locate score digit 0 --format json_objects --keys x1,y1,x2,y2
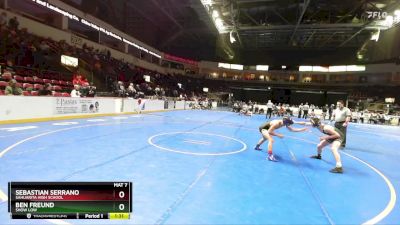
[{"x1": 119, "y1": 191, "x2": 125, "y2": 199}]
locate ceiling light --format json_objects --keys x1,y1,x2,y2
[
  {"x1": 385, "y1": 15, "x2": 394, "y2": 27},
  {"x1": 201, "y1": 0, "x2": 212, "y2": 6},
  {"x1": 229, "y1": 31, "x2": 236, "y2": 43}
]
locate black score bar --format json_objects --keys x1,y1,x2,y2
[{"x1": 11, "y1": 212, "x2": 130, "y2": 220}]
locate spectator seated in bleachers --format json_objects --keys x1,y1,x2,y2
[
  {"x1": 70, "y1": 84, "x2": 81, "y2": 98},
  {"x1": 0, "y1": 12, "x2": 7, "y2": 28},
  {"x1": 72, "y1": 73, "x2": 89, "y2": 87},
  {"x1": 5, "y1": 79, "x2": 22, "y2": 95},
  {"x1": 8, "y1": 16, "x2": 19, "y2": 30},
  {"x1": 87, "y1": 84, "x2": 97, "y2": 97},
  {"x1": 38, "y1": 83, "x2": 52, "y2": 96},
  {"x1": 127, "y1": 83, "x2": 136, "y2": 98},
  {"x1": 72, "y1": 73, "x2": 91, "y2": 96},
  {"x1": 115, "y1": 81, "x2": 127, "y2": 97},
  {"x1": 0, "y1": 16, "x2": 217, "y2": 100}
]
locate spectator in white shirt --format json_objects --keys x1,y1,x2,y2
[
  {"x1": 266, "y1": 100, "x2": 273, "y2": 119},
  {"x1": 71, "y1": 85, "x2": 81, "y2": 98},
  {"x1": 298, "y1": 103, "x2": 303, "y2": 118},
  {"x1": 303, "y1": 102, "x2": 310, "y2": 119}
]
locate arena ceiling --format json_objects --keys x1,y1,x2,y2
[{"x1": 61, "y1": 0, "x2": 400, "y2": 64}]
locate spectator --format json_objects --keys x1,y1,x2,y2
[
  {"x1": 87, "y1": 85, "x2": 97, "y2": 97},
  {"x1": 8, "y1": 16, "x2": 19, "y2": 30},
  {"x1": 0, "y1": 12, "x2": 7, "y2": 27},
  {"x1": 127, "y1": 83, "x2": 136, "y2": 98},
  {"x1": 70, "y1": 85, "x2": 81, "y2": 97},
  {"x1": 116, "y1": 81, "x2": 126, "y2": 97},
  {"x1": 5, "y1": 79, "x2": 22, "y2": 95},
  {"x1": 321, "y1": 104, "x2": 328, "y2": 120},
  {"x1": 38, "y1": 83, "x2": 52, "y2": 96},
  {"x1": 38, "y1": 40, "x2": 50, "y2": 52},
  {"x1": 3, "y1": 59, "x2": 15, "y2": 74},
  {"x1": 298, "y1": 103, "x2": 303, "y2": 118},
  {"x1": 72, "y1": 73, "x2": 89, "y2": 87},
  {"x1": 303, "y1": 102, "x2": 310, "y2": 119},
  {"x1": 266, "y1": 100, "x2": 273, "y2": 119},
  {"x1": 328, "y1": 104, "x2": 334, "y2": 120}
]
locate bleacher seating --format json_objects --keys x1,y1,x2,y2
[
  {"x1": 33, "y1": 84, "x2": 43, "y2": 90},
  {"x1": 0, "y1": 81, "x2": 8, "y2": 89},
  {"x1": 14, "y1": 75, "x2": 24, "y2": 83},
  {"x1": 1, "y1": 73, "x2": 12, "y2": 81},
  {"x1": 23, "y1": 83, "x2": 33, "y2": 90},
  {"x1": 52, "y1": 92, "x2": 62, "y2": 97},
  {"x1": 33, "y1": 77, "x2": 44, "y2": 84},
  {"x1": 51, "y1": 80, "x2": 60, "y2": 85},
  {"x1": 0, "y1": 21, "x2": 207, "y2": 99},
  {"x1": 52, "y1": 86, "x2": 62, "y2": 91},
  {"x1": 42, "y1": 79, "x2": 51, "y2": 84},
  {"x1": 24, "y1": 76, "x2": 34, "y2": 83}
]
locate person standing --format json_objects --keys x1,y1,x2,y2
[
  {"x1": 332, "y1": 100, "x2": 351, "y2": 148},
  {"x1": 303, "y1": 102, "x2": 310, "y2": 119},
  {"x1": 266, "y1": 100, "x2": 273, "y2": 119},
  {"x1": 328, "y1": 104, "x2": 334, "y2": 120},
  {"x1": 298, "y1": 103, "x2": 303, "y2": 118},
  {"x1": 321, "y1": 104, "x2": 328, "y2": 120}
]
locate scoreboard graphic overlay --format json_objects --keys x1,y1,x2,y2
[{"x1": 8, "y1": 182, "x2": 132, "y2": 220}]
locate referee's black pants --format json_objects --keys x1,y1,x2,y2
[
  {"x1": 266, "y1": 108, "x2": 272, "y2": 119},
  {"x1": 334, "y1": 122, "x2": 347, "y2": 147},
  {"x1": 303, "y1": 110, "x2": 308, "y2": 119}
]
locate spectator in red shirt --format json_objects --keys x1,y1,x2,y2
[{"x1": 72, "y1": 73, "x2": 89, "y2": 87}]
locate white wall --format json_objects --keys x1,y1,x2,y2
[
  {"x1": 0, "y1": 96, "x2": 54, "y2": 120},
  {"x1": 0, "y1": 96, "x2": 187, "y2": 122},
  {"x1": 142, "y1": 100, "x2": 165, "y2": 111},
  {"x1": 176, "y1": 101, "x2": 185, "y2": 109}
]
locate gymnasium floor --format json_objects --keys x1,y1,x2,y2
[{"x1": 0, "y1": 110, "x2": 399, "y2": 225}]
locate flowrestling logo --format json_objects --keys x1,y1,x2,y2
[
  {"x1": 366, "y1": 10, "x2": 400, "y2": 28},
  {"x1": 366, "y1": 11, "x2": 388, "y2": 19}
]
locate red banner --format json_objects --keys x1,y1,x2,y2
[{"x1": 164, "y1": 54, "x2": 198, "y2": 66}]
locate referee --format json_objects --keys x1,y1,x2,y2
[
  {"x1": 332, "y1": 100, "x2": 351, "y2": 148},
  {"x1": 266, "y1": 100, "x2": 273, "y2": 119}
]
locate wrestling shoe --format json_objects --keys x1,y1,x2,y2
[
  {"x1": 329, "y1": 167, "x2": 343, "y2": 173},
  {"x1": 267, "y1": 154, "x2": 278, "y2": 162},
  {"x1": 310, "y1": 155, "x2": 322, "y2": 160}
]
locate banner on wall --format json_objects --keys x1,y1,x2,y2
[
  {"x1": 54, "y1": 98, "x2": 100, "y2": 114},
  {"x1": 164, "y1": 100, "x2": 176, "y2": 110},
  {"x1": 71, "y1": 34, "x2": 83, "y2": 46},
  {"x1": 168, "y1": 100, "x2": 175, "y2": 109}
]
